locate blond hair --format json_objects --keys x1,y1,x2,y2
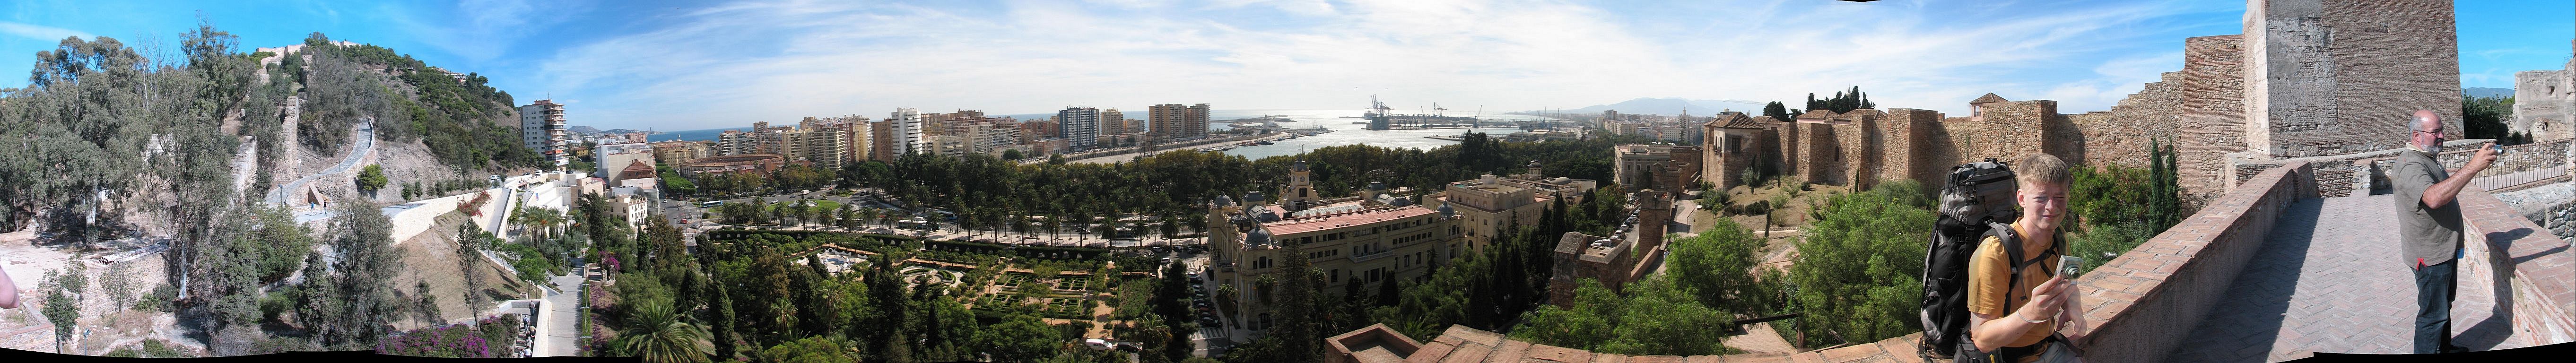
[{"x1": 2017, "y1": 153, "x2": 2071, "y2": 188}]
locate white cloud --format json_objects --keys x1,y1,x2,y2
[
  {"x1": 530, "y1": 0, "x2": 2230, "y2": 130},
  {"x1": 387, "y1": 0, "x2": 560, "y2": 62},
  {"x1": 0, "y1": 21, "x2": 93, "y2": 41}
]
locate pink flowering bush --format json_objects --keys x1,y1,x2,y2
[{"x1": 377, "y1": 315, "x2": 524, "y2": 358}]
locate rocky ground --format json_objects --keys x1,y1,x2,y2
[{"x1": 0, "y1": 226, "x2": 194, "y2": 355}]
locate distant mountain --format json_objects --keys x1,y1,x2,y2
[
  {"x1": 599, "y1": 129, "x2": 659, "y2": 135},
  {"x1": 568, "y1": 125, "x2": 601, "y2": 134},
  {"x1": 1532, "y1": 97, "x2": 1774, "y2": 116},
  {"x1": 2464, "y1": 87, "x2": 2513, "y2": 99}
]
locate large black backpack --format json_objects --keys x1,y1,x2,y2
[{"x1": 1918, "y1": 159, "x2": 2021, "y2": 359}]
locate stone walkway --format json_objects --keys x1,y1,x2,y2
[{"x1": 2166, "y1": 194, "x2": 2519, "y2": 362}]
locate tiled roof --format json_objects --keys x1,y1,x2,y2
[
  {"x1": 1261, "y1": 205, "x2": 1436, "y2": 236},
  {"x1": 1376, "y1": 325, "x2": 1925, "y2": 363},
  {"x1": 1969, "y1": 93, "x2": 2009, "y2": 104}
]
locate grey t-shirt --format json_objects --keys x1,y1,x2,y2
[{"x1": 2391, "y1": 149, "x2": 2463, "y2": 266}]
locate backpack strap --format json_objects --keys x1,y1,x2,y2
[{"x1": 1985, "y1": 222, "x2": 2063, "y2": 321}]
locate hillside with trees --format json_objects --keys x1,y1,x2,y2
[{"x1": 0, "y1": 23, "x2": 552, "y2": 355}]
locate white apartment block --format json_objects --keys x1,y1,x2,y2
[{"x1": 892, "y1": 108, "x2": 926, "y2": 156}]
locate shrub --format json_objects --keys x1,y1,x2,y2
[{"x1": 1784, "y1": 180, "x2": 1932, "y2": 347}]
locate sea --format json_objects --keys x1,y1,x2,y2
[
  {"x1": 645, "y1": 127, "x2": 754, "y2": 143},
  {"x1": 644, "y1": 109, "x2": 1560, "y2": 160}
]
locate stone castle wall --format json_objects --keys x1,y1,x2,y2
[
  {"x1": 1801, "y1": 120, "x2": 1839, "y2": 184},
  {"x1": 1836, "y1": 111, "x2": 1880, "y2": 189},
  {"x1": 1881, "y1": 109, "x2": 1941, "y2": 184},
  {"x1": 2245, "y1": 0, "x2": 2463, "y2": 158},
  {"x1": 2512, "y1": 40, "x2": 2575, "y2": 142},
  {"x1": 2069, "y1": 68, "x2": 2185, "y2": 171},
  {"x1": 2179, "y1": 35, "x2": 2253, "y2": 200}
]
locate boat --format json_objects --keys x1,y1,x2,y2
[{"x1": 1257, "y1": 140, "x2": 1275, "y2": 145}]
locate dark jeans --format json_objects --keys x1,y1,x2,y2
[{"x1": 2413, "y1": 259, "x2": 2456, "y2": 354}]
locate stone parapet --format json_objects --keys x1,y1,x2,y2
[
  {"x1": 2064, "y1": 161, "x2": 2314, "y2": 363},
  {"x1": 2457, "y1": 190, "x2": 2576, "y2": 346}
]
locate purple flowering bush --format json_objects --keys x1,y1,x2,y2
[{"x1": 377, "y1": 315, "x2": 526, "y2": 358}]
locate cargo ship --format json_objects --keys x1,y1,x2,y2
[{"x1": 1362, "y1": 95, "x2": 1480, "y2": 130}]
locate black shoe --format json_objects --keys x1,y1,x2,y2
[{"x1": 2442, "y1": 344, "x2": 2472, "y2": 354}]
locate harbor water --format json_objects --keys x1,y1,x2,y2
[
  {"x1": 644, "y1": 109, "x2": 1560, "y2": 161},
  {"x1": 1196, "y1": 109, "x2": 1547, "y2": 160}
]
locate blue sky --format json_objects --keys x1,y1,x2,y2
[{"x1": 3, "y1": 0, "x2": 2568, "y2": 131}]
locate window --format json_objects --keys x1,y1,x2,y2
[{"x1": 1332, "y1": 269, "x2": 1340, "y2": 283}]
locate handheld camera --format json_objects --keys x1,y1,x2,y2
[{"x1": 2058, "y1": 255, "x2": 2084, "y2": 278}]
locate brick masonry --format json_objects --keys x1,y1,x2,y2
[
  {"x1": 1331, "y1": 160, "x2": 2575, "y2": 362},
  {"x1": 2244, "y1": 0, "x2": 2463, "y2": 158},
  {"x1": 1702, "y1": 1, "x2": 2481, "y2": 206},
  {"x1": 2457, "y1": 190, "x2": 2576, "y2": 346},
  {"x1": 2510, "y1": 40, "x2": 2575, "y2": 142},
  {"x1": 2178, "y1": 35, "x2": 2252, "y2": 202},
  {"x1": 2059, "y1": 161, "x2": 2315, "y2": 363}
]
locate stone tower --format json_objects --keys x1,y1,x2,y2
[
  {"x1": 1283, "y1": 159, "x2": 1321, "y2": 211},
  {"x1": 2242, "y1": 0, "x2": 2462, "y2": 158}
]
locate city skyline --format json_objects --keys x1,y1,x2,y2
[{"x1": 2, "y1": 0, "x2": 2568, "y2": 132}]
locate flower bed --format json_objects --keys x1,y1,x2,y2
[
  {"x1": 1039, "y1": 298, "x2": 1088, "y2": 320},
  {"x1": 378, "y1": 315, "x2": 523, "y2": 358}
]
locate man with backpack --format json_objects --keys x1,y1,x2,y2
[{"x1": 1961, "y1": 154, "x2": 2086, "y2": 363}]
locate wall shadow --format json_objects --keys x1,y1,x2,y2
[{"x1": 2163, "y1": 197, "x2": 2321, "y2": 362}]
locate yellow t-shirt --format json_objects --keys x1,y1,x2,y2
[{"x1": 1966, "y1": 234, "x2": 2061, "y2": 349}]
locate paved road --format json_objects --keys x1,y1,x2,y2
[
  {"x1": 266, "y1": 117, "x2": 375, "y2": 207},
  {"x1": 2167, "y1": 195, "x2": 2523, "y2": 362}
]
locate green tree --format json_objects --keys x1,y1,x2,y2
[
  {"x1": 1785, "y1": 179, "x2": 1932, "y2": 347},
  {"x1": 981, "y1": 312, "x2": 1065, "y2": 362},
  {"x1": 357, "y1": 164, "x2": 388, "y2": 191},
  {"x1": 41, "y1": 265, "x2": 86, "y2": 353},
  {"x1": 758, "y1": 336, "x2": 858, "y2": 363},
  {"x1": 2463, "y1": 95, "x2": 2518, "y2": 144},
  {"x1": 618, "y1": 301, "x2": 714, "y2": 363},
  {"x1": 1669, "y1": 219, "x2": 1775, "y2": 315},
  {"x1": 314, "y1": 199, "x2": 405, "y2": 349},
  {"x1": 1508, "y1": 277, "x2": 1739, "y2": 356}
]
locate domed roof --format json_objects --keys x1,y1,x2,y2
[
  {"x1": 1437, "y1": 203, "x2": 1455, "y2": 217},
  {"x1": 1212, "y1": 194, "x2": 1234, "y2": 206},
  {"x1": 1244, "y1": 190, "x2": 1267, "y2": 203},
  {"x1": 1290, "y1": 159, "x2": 1309, "y2": 172},
  {"x1": 1246, "y1": 227, "x2": 1273, "y2": 246}
]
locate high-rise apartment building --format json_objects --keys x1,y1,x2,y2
[
  {"x1": 1150, "y1": 103, "x2": 1211, "y2": 139},
  {"x1": 519, "y1": 100, "x2": 569, "y2": 169},
  {"x1": 1101, "y1": 109, "x2": 1130, "y2": 134},
  {"x1": 716, "y1": 130, "x2": 758, "y2": 156},
  {"x1": 779, "y1": 127, "x2": 847, "y2": 171},
  {"x1": 835, "y1": 116, "x2": 873, "y2": 164},
  {"x1": 869, "y1": 120, "x2": 895, "y2": 162},
  {"x1": 1056, "y1": 107, "x2": 1101, "y2": 152},
  {"x1": 892, "y1": 108, "x2": 925, "y2": 156}
]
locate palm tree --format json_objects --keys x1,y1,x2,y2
[
  {"x1": 617, "y1": 302, "x2": 713, "y2": 363},
  {"x1": 524, "y1": 208, "x2": 564, "y2": 241}
]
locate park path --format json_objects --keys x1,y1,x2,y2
[
  {"x1": 265, "y1": 116, "x2": 374, "y2": 207},
  {"x1": 533, "y1": 271, "x2": 585, "y2": 357},
  {"x1": 2165, "y1": 194, "x2": 2528, "y2": 362}
]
